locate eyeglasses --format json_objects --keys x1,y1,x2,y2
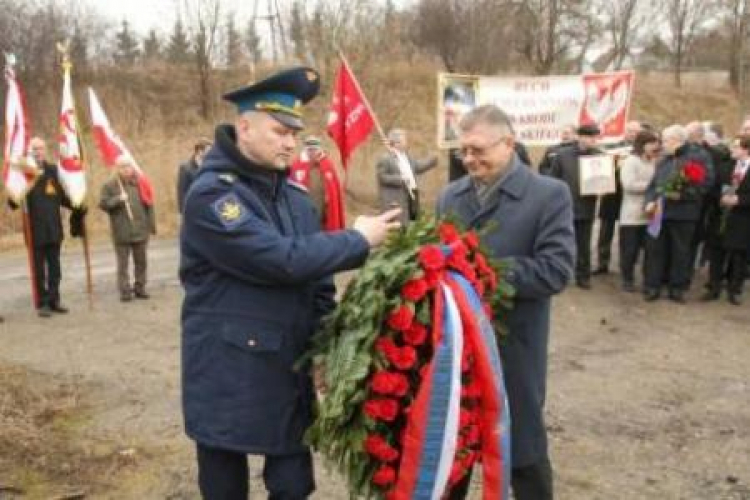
[{"x1": 457, "y1": 137, "x2": 506, "y2": 159}]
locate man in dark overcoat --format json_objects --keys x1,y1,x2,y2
[
  {"x1": 547, "y1": 123, "x2": 602, "y2": 288},
  {"x1": 436, "y1": 104, "x2": 575, "y2": 500},
  {"x1": 9, "y1": 137, "x2": 85, "y2": 317},
  {"x1": 179, "y1": 67, "x2": 400, "y2": 499}
]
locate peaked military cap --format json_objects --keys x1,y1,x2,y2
[{"x1": 223, "y1": 66, "x2": 320, "y2": 130}]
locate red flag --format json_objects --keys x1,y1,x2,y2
[
  {"x1": 326, "y1": 61, "x2": 375, "y2": 169},
  {"x1": 88, "y1": 87, "x2": 154, "y2": 205}
]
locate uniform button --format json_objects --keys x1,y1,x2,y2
[{"x1": 247, "y1": 339, "x2": 256, "y2": 347}]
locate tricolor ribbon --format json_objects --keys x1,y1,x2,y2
[{"x1": 393, "y1": 268, "x2": 511, "y2": 500}]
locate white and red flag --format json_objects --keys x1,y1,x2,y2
[
  {"x1": 57, "y1": 60, "x2": 86, "y2": 206},
  {"x1": 2, "y1": 54, "x2": 35, "y2": 203},
  {"x1": 326, "y1": 59, "x2": 375, "y2": 169},
  {"x1": 88, "y1": 87, "x2": 154, "y2": 205}
]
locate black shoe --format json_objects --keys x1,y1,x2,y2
[
  {"x1": 644, "y1": 289, "x2": 660, "y2": 302},
  {"x1": 134, "y1": 290, "x2": 150, "y2": 300},
  {"x1": 50, "y1": 304, "x2": 68, "y2": 314},
  {"x1": 622, "y1": 281, "x2": 636, "y2": 293},
  {"x1": 592, "y1": 267, "x2": 609, "y2": 276},
  {"x1": 668, "y1": 291, "x2": 686, "y2": 304},
  {"x1": 121, "y1": 293, "x2": 133, "y2": 302},
  {"x1": 576, "y1": 280, "x2": 592, "y2": 290},
  {"x1": 701, "y1": 290, "x2": 720, "y2": 301},
  {"x1": 37, "y1": 306, "x2": 52, "y2": 318},
  {"x1": 728, "y1": 294, "x2": 742, "y2": 306}
]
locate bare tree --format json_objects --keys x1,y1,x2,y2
[
  {"x1": 180, "y1": 0, "x2": 222, "y2": 119},
  {"x1": 663, "y1": 0, "x2": 716, "y2": 87},
  {"x1": 725, "y1": 0, "x2": 750, "y2": 93},
  {"x1": 515, "y1": 0, "x2": 595, "y2": 75},
  {"x1": 599, "y1": 0, "x2": 641, "y2": 69}
]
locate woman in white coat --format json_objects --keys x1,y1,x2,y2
[{"x1": 619, "y1": 130, "x2": 661, "y2": 291}]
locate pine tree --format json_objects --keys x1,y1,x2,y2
[
  {"x1": 225, "y1": 14, "x2": 243, "y2": 67},
  {"x1": 166, "y1": 19, "x2": 192, "y2": 65},
  {"x1": 114, "y1": 20, "x2": 140, "y2": 66},
  {"x1": 245, "y1": 20, "x2": 262, "y2": 67},
  {"x1": 143, "y1": 28, "x2": 161, "y2": 61}
]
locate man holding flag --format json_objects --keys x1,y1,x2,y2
[
  {"x1": 8, "y1": 137, "x2": 85, "y2": 317},
  {"x1": 377, "y1": 128, "x2": 437, "y2": 226}
]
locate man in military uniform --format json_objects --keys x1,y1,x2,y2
[
  {"x1": 548, "y1": 124, "x2": 603, "y2": 289},
  {"x1": 9, "y1": 137, "x2": 85, "y2": 317},
  {"x1": 180, "y1": 67, "x2": 400, "y2": 499}
]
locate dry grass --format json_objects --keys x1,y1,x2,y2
[
  {"x1": 0, "y1": 63, "x2": 745, "y2": 248},
  {"x1": 0, "y1": 363, "x2": 137, "y2": 498}
]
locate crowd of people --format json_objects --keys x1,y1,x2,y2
[
  {"x1": 3, "y1": 64, "x2": 748, "y2": 500},
  {"x1": 539, "y1": 118, "x2": 750, "y2": 305}
]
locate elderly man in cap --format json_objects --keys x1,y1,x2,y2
[
  {"x1": 180, "y1": 67, "x2": 401, "y2": 499},
  {"x1": 548, "y1": 123, "x2": 604, "y2": 288},
  {"x1": 99, "y1": 155, "x2": 156, "y2": 301},
  {"x1": 289, "y1": 135, "x2": 345, "y2": 231}
]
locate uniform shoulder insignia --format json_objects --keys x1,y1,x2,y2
[
  {"x1": 218, "y1": 173, "x2": 236, "y2": 185},
  {"x1": 287, "y1": 179, "x2": 308, "y2": 192},
  {"x1": 212, "y1": 192, "x2": 249, "y2": 229}
]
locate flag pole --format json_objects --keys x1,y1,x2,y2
[
  {"x1": 20, "y1": 199, "x2": 40, "y2": 309},
  {"x1": 58, "y1": 40, "x2": 94, "y2": 309},
  {"x1": 337, "y1": 50, "x2": 387, "y2": 143},
  {"x1": 336, "y1": 50, "x2": 415, "y2": 200}
]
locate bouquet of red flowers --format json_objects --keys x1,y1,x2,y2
[
  {"x1": 658, "y1": 159, "x2": 707, "y2": 199},
  {"x1": 303, "y1": 217, "x2": 514, "y2": 499}
]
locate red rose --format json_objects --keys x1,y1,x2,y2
[
  {"x1": 459, "y1": 408, "x2": 473, "y2": 427},
  {"x1": 364, "y1": 398, "x2": 399, "y2": 422},
  {"x1": 387, "y1": 305, "x2": 414, "y2": 332},
  {"x1": 376, "y1": 337, "x2": 398, "y2": 357},
  {"x1": 402, "y1": 322, "x2": 428, "y2": 346},
  {"x1": 371, "y1": 370, "x2": 409, "y2": 396},
  {"x1": 418, "y1": 245, "x2": 446, "y2": 271},
  {"x1": 372, "y1": 465, "x2": 397, "y2": 486},
  {"x1": 474, "y1": 253, "x2": 491, "y2": 275},
  {"x1": 388, "y1": 345, "x2": 418, "y2": 370},
  {"x1": 439, "y1": 222, "x2": 461, "y2": 243},
  {"x1": 401, "y1": 278, "x2": 429, "y2": 302},
  {"x1": 683, "y1": 161, "x2": 706, "y2": 185},
  {"x1": 364, "y1": 434, "x2": 399, "y2": 462},
  {"x1": 424, "y1": 270, "x2": 442, "y2": 289},
  {"x1": 463, "y1": 231, "x2": 480, "y2": 250}
]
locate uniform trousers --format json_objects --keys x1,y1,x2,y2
[
  {"x1": 196, "y1": 443, "x2": 314, "y2": 500},
  {"x1": 447, "y1": 457, "x2": 554, "y2": 500}
]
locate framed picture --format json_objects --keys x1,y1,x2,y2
[
  {"x1": 437, "y1": 73, "x2": 479, "y2": 149},
  {"x1": 579, "y1": 155, "x2": 616, "y2": 196}
]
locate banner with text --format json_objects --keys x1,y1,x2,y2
[{"x1": 437, "y1": 71, "x2": 634, "y2": 148}]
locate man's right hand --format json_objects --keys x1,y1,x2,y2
[
  {"x1": 119, "y1": 193, "x2": 129, "y2": 203},
  {"x1": 353, "y1": 207, "x2": 402, "y2": 247}
]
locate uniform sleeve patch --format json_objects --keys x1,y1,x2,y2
[{"x1": 212, "y1": 193, "x2": 249, "y2": 229}]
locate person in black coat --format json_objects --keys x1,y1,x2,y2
[
  {"x1": 643, "y1": 125, "x2": 714, "y2": 302},
  {"x1": 8, "y1": 137, "x2": 84, "y2": 317},
  {"x1": 180, "y1": 67, "x2": 401, "y2": 500},
  {"x1": 176, "y1": 137, "x2": 211, "y2": 213},
  {"x1": 548, "y1": 123, "x2": 603, "y2": 288},
  {"x1": 538, "y1": 124, "x2": 577, "y2": 176},
  {"x1": 702, "y1": 135, "x2": 750, "y2": 304}
]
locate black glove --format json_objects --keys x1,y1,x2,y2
[{"x1": 70, "y1": 207, "x2": 88, "y2": 238}]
